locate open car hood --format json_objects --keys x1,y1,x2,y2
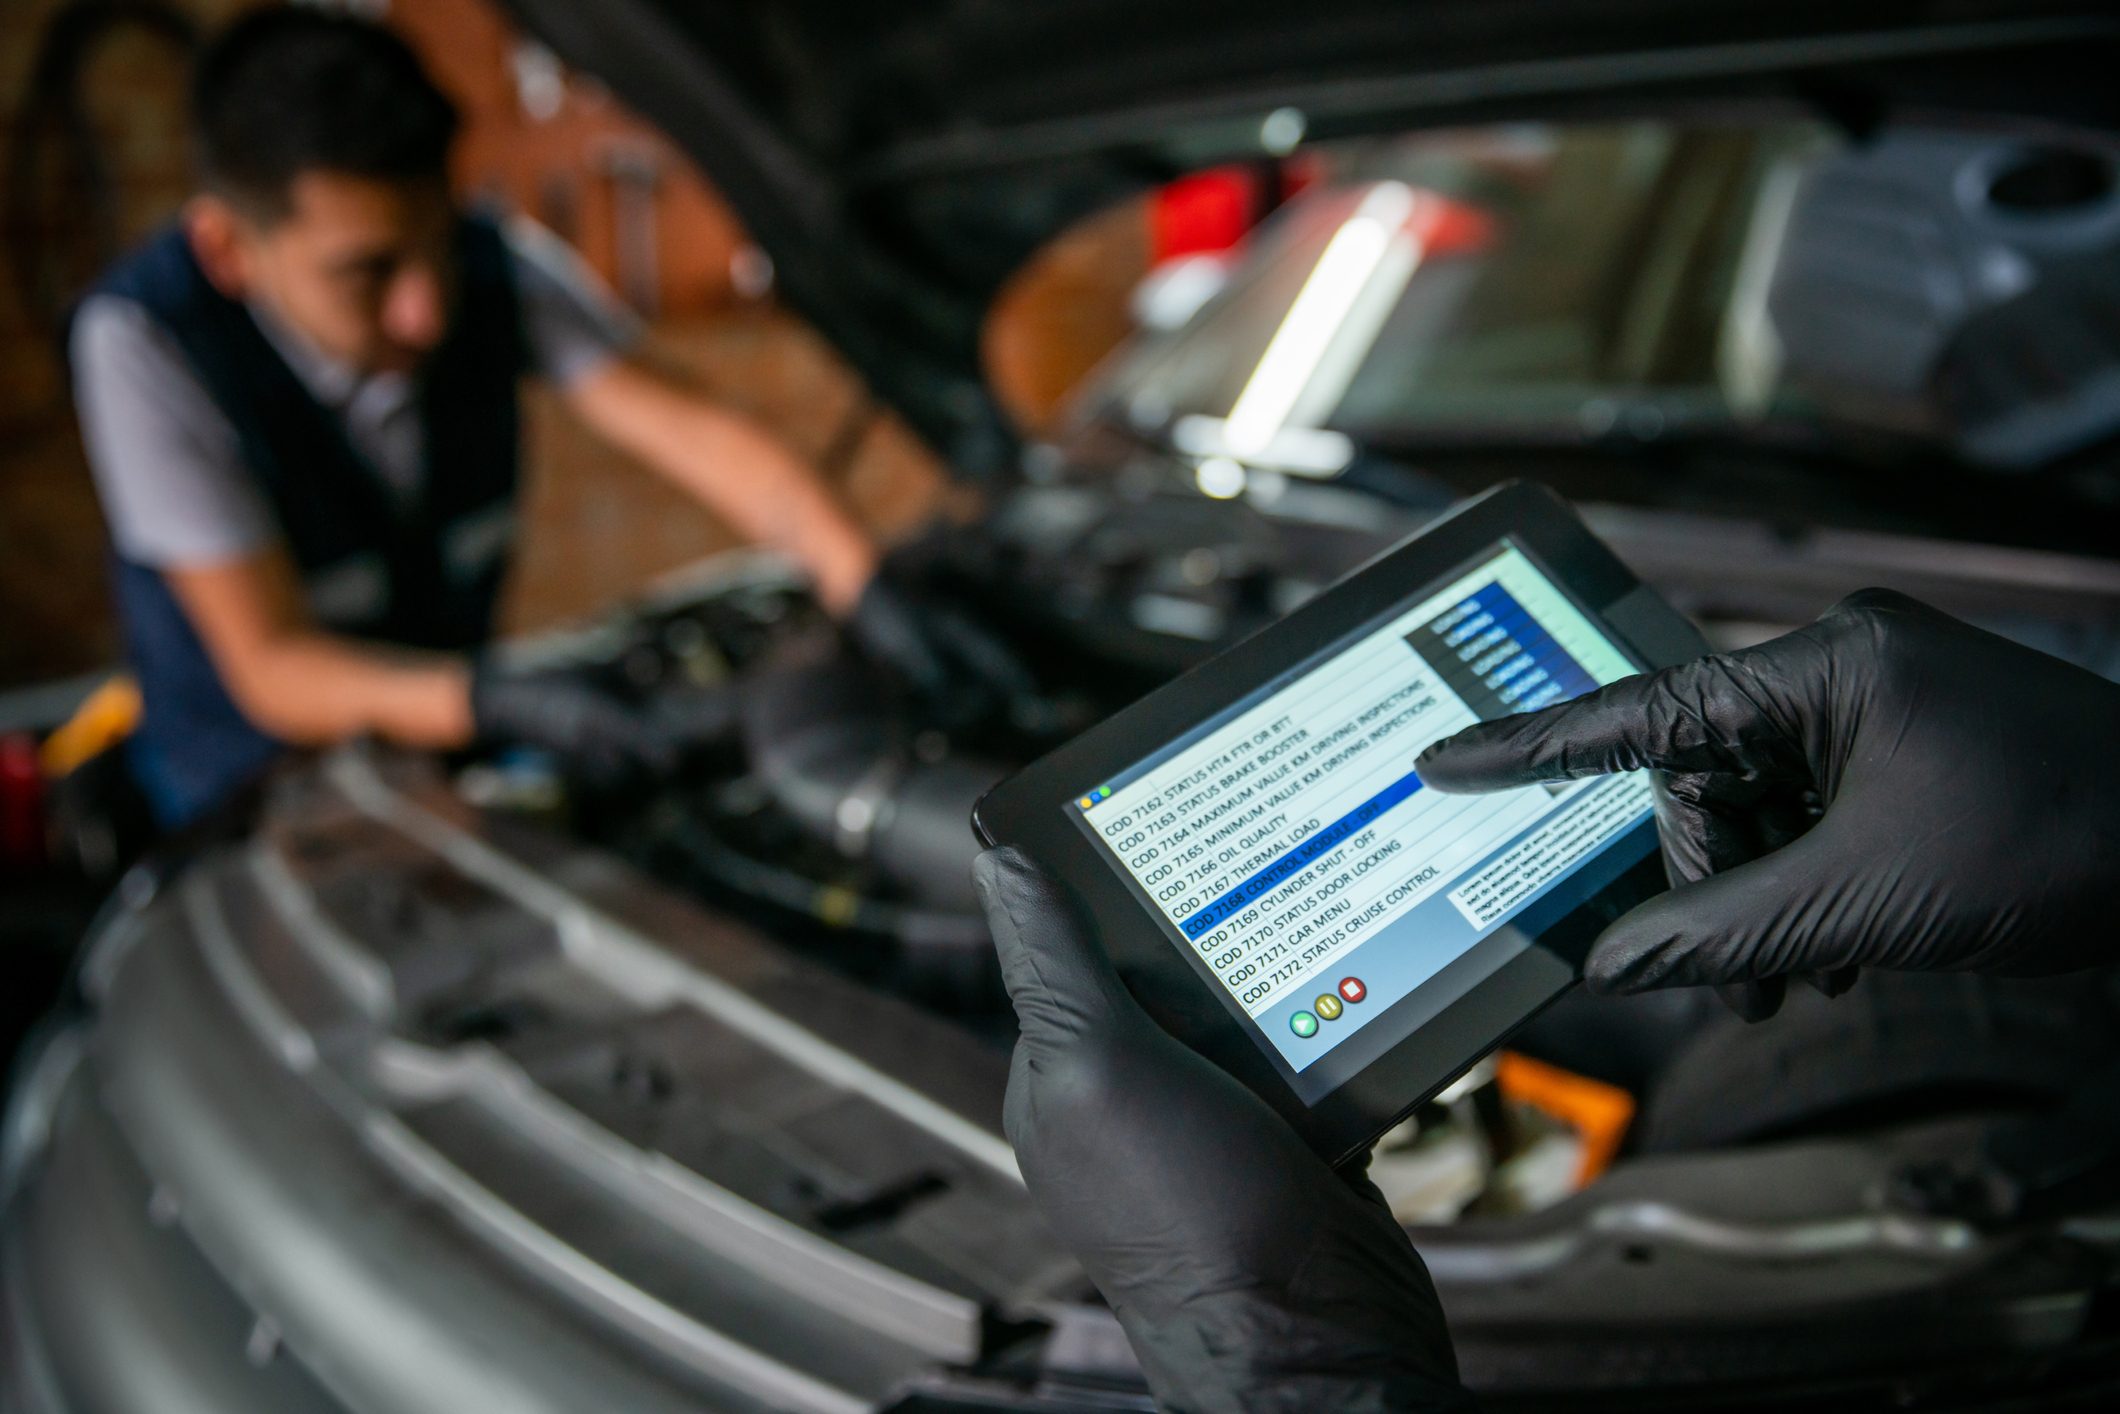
[{"x1": 499, "y1": 0, "x2": 2120, "y2": 476}]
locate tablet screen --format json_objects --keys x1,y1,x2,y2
[{"x1": 1068, "y1": 540, "x2": 1654, "y2": 1100}]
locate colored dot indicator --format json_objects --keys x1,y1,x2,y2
[
  {"x1": 1314, "y1": 993, "x2": 1344, "y2": 1021},
  {"x1": 1338, "y1": 977, "x2": 1367, "y2": 1004},
  {"x1": 1289, "y1": 1011, "x2": 1319, "y2": 1038}
]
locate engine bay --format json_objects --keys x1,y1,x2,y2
[
  {"x1": 11, "y1": 479, "x2": 2120, "y2": 1411},
  {"x1": 457, "y1": 482, "x2": 2120, "y2": 1400}
]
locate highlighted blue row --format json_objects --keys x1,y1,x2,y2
[{"x1": 1179, "y1": 768, "x2": 1425, "y2": 941}]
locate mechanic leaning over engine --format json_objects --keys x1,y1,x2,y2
[
  {"x1": 974, "y1": 589, "x2": 2120, "y2": 1412},
  {"x1": 74, "y1": 9, "x2": 1005, "y2": 831}
]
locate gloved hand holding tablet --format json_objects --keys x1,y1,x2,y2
[{"x1": 973, "y1": 481, "x2": 1706, "y2": 1163}]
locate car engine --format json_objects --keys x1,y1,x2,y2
[{"x1": 8, "y1": 477, "x2": 2120, "y2": 1412}]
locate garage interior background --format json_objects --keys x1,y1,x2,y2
[
  {"x1": 0, "y1": 0, "x2": 1148, "y2": 692},
  {"x1": 8, "y1": 3, "x2": 2120, "y2": 1405}
]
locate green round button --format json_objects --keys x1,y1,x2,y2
[{"x1": 1290, "y1": 1011, "x2": 1319, "y2": 1038}]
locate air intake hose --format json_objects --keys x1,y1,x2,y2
[{"x1": 738, "y1": 640, "x2": 1004, "y2": 915}]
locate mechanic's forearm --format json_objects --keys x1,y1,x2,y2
[
  {"x1": 218, "y1": 632, "x2": 473, "y2": 748},
  {"x1": 585, "y1": 372, "x2": 878, "y2": 611},
  {"x1": 653, "y1": 408, "x2": 877, "y2": 611}
]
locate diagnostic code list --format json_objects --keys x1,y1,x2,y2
[{"x1": 1078, "y1": 546, "x2": 1646, "y2": 1023}]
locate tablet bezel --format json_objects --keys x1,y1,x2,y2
[{"x1": 972, "y1": 481, "x2": 1706, "y2": 1166}]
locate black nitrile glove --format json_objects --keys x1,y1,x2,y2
[
  {"x1": 848, "y1": 572, "x2": 1037, "y2": 730},
  {"x1": 974, "y1": 847, "x2": 1468, "y2": 1413},
  {"x1": 469, "y1": 657, "x2": 678, "y2": 788},
  {"x1": 1415, "y1": 589, "x2": 2120, "y2": 1021}
]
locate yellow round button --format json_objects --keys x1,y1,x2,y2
[{"x1": 1314, "y1": 993, "x2": 1345, "y2": 1021}]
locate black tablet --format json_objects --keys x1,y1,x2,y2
[{"x1": 972, "y1": 482, "x2": 1706, "y2": 1165}]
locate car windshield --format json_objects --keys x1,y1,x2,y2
[{"x1": 1080, "y1": 121, "x2": 2120, "y2": 473}]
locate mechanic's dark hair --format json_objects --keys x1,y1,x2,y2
[{"x1": 190, "y1": 9, "x2": 457, "y2": 220}]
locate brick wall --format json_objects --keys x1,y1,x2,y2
[
  {"x1": 0, "y1": 0, "x2": 257, "y2": 420},
  {"x1": 0, "y1": 0, "x2": 255, "y2": 688}
]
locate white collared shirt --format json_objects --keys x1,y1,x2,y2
[{"x1": 73, "y1": 213, "x2": 640, "y2": 568}]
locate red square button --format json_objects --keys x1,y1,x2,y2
[{"x1": 1338, "y1": 977, "x2": 1366, "y2": 1004}]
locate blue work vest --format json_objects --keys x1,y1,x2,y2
[{"x1": 84, "y1": 218, "x2": 528, "y2": 827}]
